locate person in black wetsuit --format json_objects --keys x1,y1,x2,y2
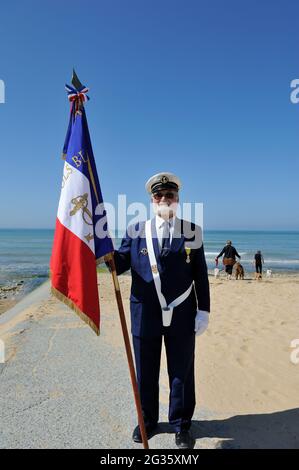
[
  {"x1": 254, "y1": 250, "x2": 264, "y2": 274},
  {"x1": 215, "y1": 240, "x2": 241, "y2": 279}
]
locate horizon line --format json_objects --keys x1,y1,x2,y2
[{"x1": 0, "y1": 227, "x2": 299, "y2": 233}]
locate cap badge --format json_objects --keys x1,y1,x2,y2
[{"x1": 161, "y1": 175, "x2": 169, "y2": 184}]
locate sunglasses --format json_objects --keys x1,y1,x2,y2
[{"x1": 153, "y1": 191, "x2": 177, "y2": 200}]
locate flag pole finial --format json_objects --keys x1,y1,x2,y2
[{"x1": 71, "y1": 69, "x2": 84, "y2": 91}]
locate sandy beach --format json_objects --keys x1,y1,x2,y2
[
  {"x1": 0, "y1": 299, "x2": 17, "y2": 315},
  {"x1": 0, "y1": 282, "x2": 25, "y2": 315},
  {"x1": 99, "y1": 272, "x2": 299, "y2": 416},
  {"x1": 1, "y1": 272, "x2": 299, "y2": 448}
]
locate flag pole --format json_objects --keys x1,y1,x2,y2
[{"x1": 105, "y1": 252, "x2": 149, "y2": 450}]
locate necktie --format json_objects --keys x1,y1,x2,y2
[{"x1": 161, "y1": 221, "x2": 171, "y2": 257}]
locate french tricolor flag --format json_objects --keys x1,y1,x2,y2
[{"x1": 50, "y1": 82, "x2": 113, "y2": 335}]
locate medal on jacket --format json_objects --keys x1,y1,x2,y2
[{"x1": 185, "y1": 247, "x2": 191, "y2": 263}]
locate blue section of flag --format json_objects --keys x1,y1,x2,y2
[
  {"x1": 63, "y1": 89, "x2": 114, "y2": 260},
  {"x1": 62, "y1": 109, "x2": 73, "y2": 157}
]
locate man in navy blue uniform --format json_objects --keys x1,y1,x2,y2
[{"x1": 113, "y1": 172, "x2": 210, "y2": 448}]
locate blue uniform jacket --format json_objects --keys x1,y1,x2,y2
[{"x1": 114, "y1": 218, "x2": 210, "y2": 338}]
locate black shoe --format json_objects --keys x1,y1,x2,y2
[
  {"x1": 132, "y1": 423, "x2": 157, "y2": 443},
  {"x1": 175, "y1": 430, "x2": 194, "y2": 449}
]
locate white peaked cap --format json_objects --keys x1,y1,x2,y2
[{"x1": 145, "y1": 172, "x2": 182, "y2": 194}]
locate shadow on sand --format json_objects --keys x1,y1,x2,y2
[{"x1": 155, "y1": 408, "x2": 299, "y2": 448}]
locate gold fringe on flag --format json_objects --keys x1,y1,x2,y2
[{"x1": 51, "y1": 285, "x2": 100, "y2": 336}]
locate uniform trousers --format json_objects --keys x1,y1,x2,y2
[{"x1": 133, "y1": 333, "x2": 196, "y2": 432}]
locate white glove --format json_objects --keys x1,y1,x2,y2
[{"x1": 194, "y1": 310, "x2": 210, "y2": 336}]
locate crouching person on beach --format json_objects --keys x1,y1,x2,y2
[{"x1": 113, "y1": 172, "x2": 210, "y2": 449}]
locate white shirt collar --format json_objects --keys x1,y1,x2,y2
[{"x1": 155, "y1": 215, "x2": 176, "y2": 229}]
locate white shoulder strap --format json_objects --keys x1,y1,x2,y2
[{"x1": 145, "y1": 219, "x2": 193, "y2": 327}]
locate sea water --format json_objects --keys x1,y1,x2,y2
[{"x1": 0, "y1": 229, "x2": 298, "y2": 294}]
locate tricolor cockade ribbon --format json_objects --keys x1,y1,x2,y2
[{"x1": 65, "y1": 84, "x2": 90, "y2": 111}]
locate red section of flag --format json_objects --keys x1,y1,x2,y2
[{"x1": 50, "y1": 218, "x2": 100, "y2": 335}]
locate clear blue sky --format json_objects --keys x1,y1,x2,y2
[{"x1": 0, "y1": 0, "x2": 298, "y2": 230}]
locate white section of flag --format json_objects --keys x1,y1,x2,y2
[{"x1": 57, "y1": 162, "x2": 95, "y2": 254}]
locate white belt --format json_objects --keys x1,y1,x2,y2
[{"x1": 145, "y1": 220, "x2": 193, "y2": 327}]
